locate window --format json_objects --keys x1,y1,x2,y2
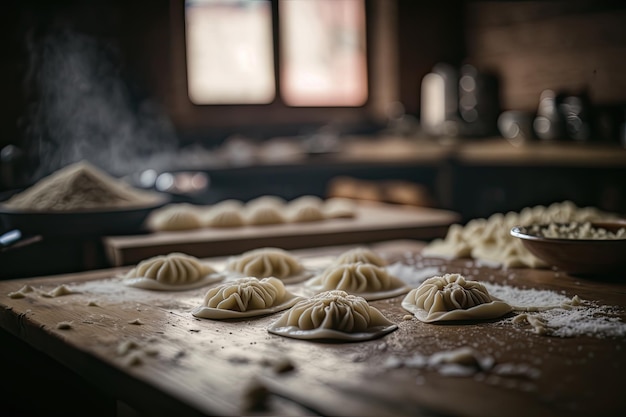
[
  {"x1": 280, "y1": 0, "x2": 368, "y2": 106},
  {"x1": 170, "y1": 0, "x2": 397, "y2": 132},
  {"x1": 184, "y1": 0, "x2": 367, "y2": 107},
  {"x1": 185, "y1": 0, "x2": 275, "y2": 104}
]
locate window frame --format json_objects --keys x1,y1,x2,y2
[{"x1": 168, "y1": 0, "x2": 398, "y2": 135}]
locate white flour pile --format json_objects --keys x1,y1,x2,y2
[{"x1": 3, "y1": 161, "x2": 160, "y2": 211}]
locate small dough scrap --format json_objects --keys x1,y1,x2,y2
[
  {"x1": 192, "y1": 277, "x2": 303, "y2": 319},
  {"x1": 268, "y1": 290, "x2": 397, "y2": 341},
  {"x1": 125, "y1": 252, "x2": 223, "y2": 291},
  {"x1": 244, "y1": 196, "x2": 286, "y2": 225},
  {"x1": 42, "y1": 284, "x2": 81, "y2": 298},
  {"x1": 200, "y1": 199, "x2": 245, "y2": 228},
  {"x1": 148, "y1": 203, "x2": 202, "y2": 231},
  {"x1": 305, "y1": 262, "x2": 410, "y2": 300},
  {"x1": 331, "y1": 247, "x2": 387, "y2": 267},
  {"x1": 15, "y1": 285, "x2": 35, "y2": 294},
  {"x1": 225, "y1": 247, "x2": 312, "y2": 284},
  {"x1": 323, "y1": 198, "x2": 357, "y2": 219},
  {"x1": 286, "y1": 195, "x2": 325, "y2": 223},
  {"x1": 401, "y1": 273, "x2": 512, "y2": 323}
]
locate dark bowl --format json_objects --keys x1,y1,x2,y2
[
  {"x1": 510, "y1": 221, "x2": 626, "y2": 276},
  {"x1": 0, "y1": 194, "x2": 170, "y2": 237}
]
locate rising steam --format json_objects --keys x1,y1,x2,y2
[{"x1": 23, "y1": 28, "x2": 178, "y2": 181}]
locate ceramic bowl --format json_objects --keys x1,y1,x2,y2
[{"x1": 510, "y1": 221, "x2": 626, "y2": 276}]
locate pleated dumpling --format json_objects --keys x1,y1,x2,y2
[
  {"x1": 124, "y1": 252, "x2": 223, "y2": 290},
  {"x1": 244, "y1": 196, "x2": 286, "y2": 225},
  {"x1": 331, "y1": 247, "x2": 387, "y2": 268},
  {"x1": 148, "y1": 203, "x2": 202, "y2": 231},
  {"x1": 401, "y1": 273, "x2": 512, "y2": 323},
  {"x1": 192, "y1": 277, "x2": 302, "y2": 319},
  {"x1": 201, "y1": 199, "x2": 245, "y2": 228},
  {"x1": 268, "y1": 290, "x2": 397, "y2": 341},
  {"x1": 305, "y1": 262, "x2": 409, "y2": 300},
  {"x1": 286, "y1": 195, "x2": 325, "y2": 223},
  {"x1": 225, "y1": 247, "x2": 312, "y2": 284},
  {"x1": 322, "y1": 197, "x2": 357, "y2": 219}
]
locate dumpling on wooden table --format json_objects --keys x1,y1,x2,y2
[
  {"x1": 244, "y1": 196, "x2": 287, "y2": 225},
  {"x1": 200, "y1": 199, "x2": 245, "y2": 228},
  {"x1": 401, "y1": 273, "x2": 512, "y2": 323},
  {"x1": 225, "y1": 247, "x2": 313, "y2": 284},
  {"x1": 322, "y1": 197, "x2": 357, "y2": 219},
  {"x1": 285, "y1": 195, "x2": 325, "y2": 223},
  {"x1": 267, "y1": 290, "x2": 397, "y2": 341},
  {"x1": 330, "y1": 247, "x2": 387, "y2": 268},
  {"x1": 147, "y1": 203, "x2": 202, "y2": 231},
  {"x1": 124, "y1": 252, "x2": 223, "y2": 290},
  {"x1": 192, "y1": 277, "x2": 303, "y2": 319},
  {"x1": 305, "y1": 262, "x2": 410, "y2": 300}
]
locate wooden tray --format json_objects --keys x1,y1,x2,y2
[
  {"x1": 103, "y1": 202, "x2": 460, "y2": 266},
  {"x1": 1, "y1": 241, "x2": 625, "y2": 417}
]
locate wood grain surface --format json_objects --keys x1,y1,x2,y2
[{"x1": 1, "y1": 240, "x2": 626, "y2": 417}]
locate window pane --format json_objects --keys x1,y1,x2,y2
[
  {"x1": 185, "y1": 0, "x2": 275, "y2": 104},
  {"x1": 279, "y1": 0, "x2": 368, "y2": 107}
]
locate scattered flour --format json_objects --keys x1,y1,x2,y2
[{"x1": 391, "y1": 263, "x2": 626, "y2": 338}]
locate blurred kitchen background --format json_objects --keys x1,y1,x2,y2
[{"x1": 2, "y1": 0, "x2": 626, "y2": 222}]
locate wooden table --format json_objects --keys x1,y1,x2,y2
[
  {"x1": 103, "y1": 202, "x2": 460, "y2": 266},
  {"x1": 1, "y1": 240, "x2": 625, "y2": 417}
]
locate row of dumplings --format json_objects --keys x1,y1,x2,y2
[
  {"x1": 123, "y1": 247, "x2": 513, "y2": 341},
  {"x1": 147, "y1": 195, "x2": 357, "y2": 231}
]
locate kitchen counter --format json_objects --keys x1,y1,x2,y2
[{"x1": 1, "y1": 240, "x2": 625, "y2": 417}]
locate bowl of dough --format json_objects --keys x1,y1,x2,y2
[{"x1": 510, "y1": 220, "x2": 626, "y2": 276}]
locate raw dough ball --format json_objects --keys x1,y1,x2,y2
[
  {"x1": 267, "y1": 290, "x2": 397, "y2": 341},
  {"x1": 401, "y1": 273, "x2": 512, "y2": 323},
  {"x1": 305, "y1": 262, "x2": 409, "y2": 300}
]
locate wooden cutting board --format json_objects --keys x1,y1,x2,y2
[
  {"x1": 1, "y1": 240, "x2": 625, "y2": 417},
  {"x1": 103, "y1": 202, "x2": 460, "y2": 266}
]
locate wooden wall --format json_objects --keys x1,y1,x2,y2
[{"x1": 465, "y1": 1, "x2": 626, "y2": 112}]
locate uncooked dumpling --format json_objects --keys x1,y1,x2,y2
[
  {"x1": 267, "y1": 290, "x2": 397, "y2": 341},
  {"x1": 148, "y1": 203, "x2": 202, "y2": 231},
  {"x1": 225, "y1": 247, "x2": 312, "y2": 284},
  {"x1": 286, "y1": 195, "x2": 325, "y2": 223},
  {"x1": 125, "y1": 252, "x2": 222, "y2": 290},
  {"x1": 322, "y1": 197, "x2": 357, "y2": 219},
  {"x1": 201, "y1": 199, "x2": 245, "y2": 228},
  {"x1": 244, "y1": 196, "x2": 286, "y2": 225},
  {"x1": 401, "y1": 273, "x2": 512, "y2": 323},
  {"x1": 305, "y1": 262, "x2": 410, "y2": 300},
  {"x1": 192, "y1": 277, "x2": 303, "y2": 319},
  {"x1": 331, "y1": 247, "x2": 387, "y2": 267}
]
